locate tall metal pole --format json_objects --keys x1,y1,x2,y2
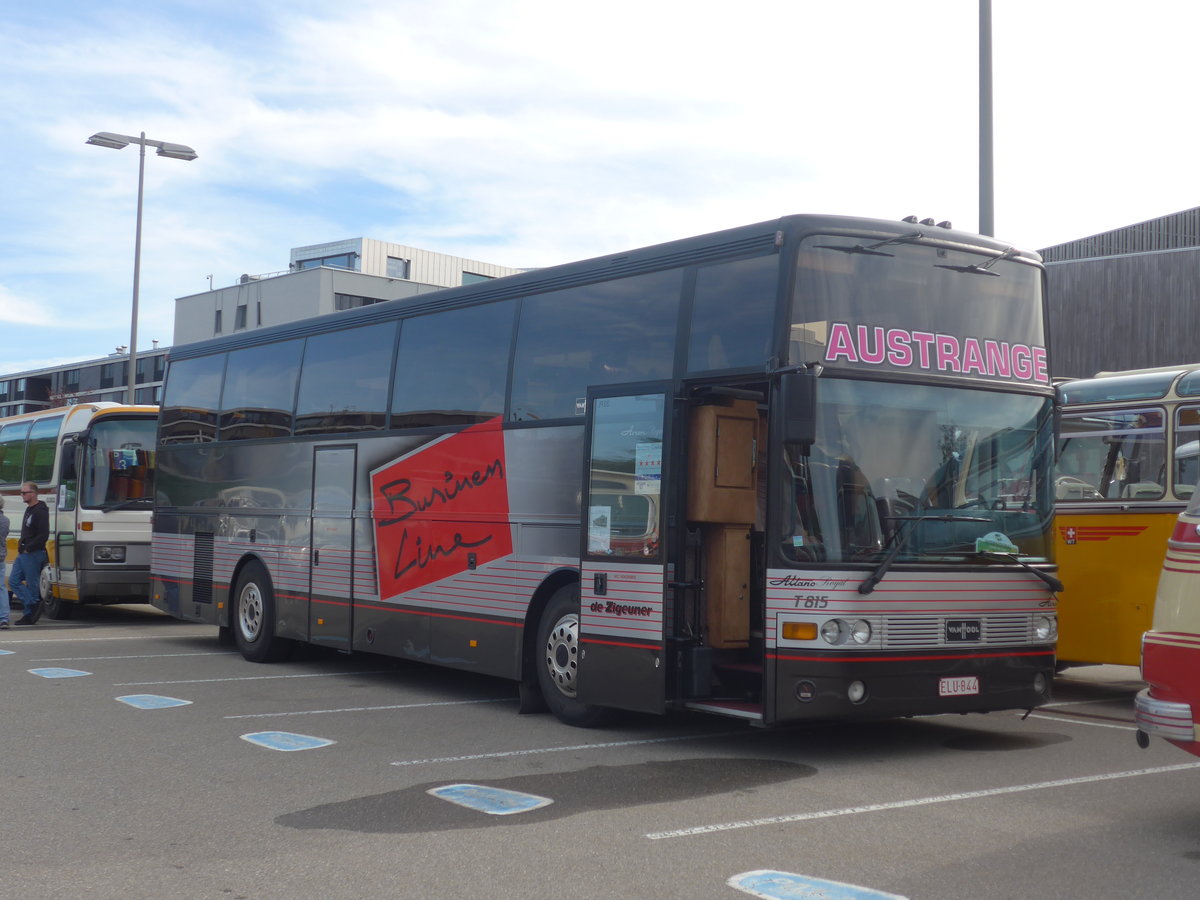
[
  {"x1": 979, "y1": 0, "x2": 994, "y2": 236},
  {"x1": 128, "y1": 132, "x2": 147, "y2": 405}
]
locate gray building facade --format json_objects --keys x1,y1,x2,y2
[{"x1": 1041, "y1": 207, "x2": 1200, "y2": 380}]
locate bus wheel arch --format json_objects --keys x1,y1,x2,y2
[
  {"x1": 528, "y1": 576, "x2": 615, "y2": 728},
  {"x1": 231, "y1": 556, "x2": 291, "y2": 663}
]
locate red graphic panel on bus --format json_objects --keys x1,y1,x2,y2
[{"x1": 371, "y1": 418, "x2": 512, "y2": 600}]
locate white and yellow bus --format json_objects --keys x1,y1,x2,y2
[
  {"x1": 0, "y1": 403, "x2": 156, "y2": 618},
  {"x1": 1055, "y1": 365, "x2": 1200, "y2": 667}
]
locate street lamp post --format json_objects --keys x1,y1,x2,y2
[{"x1": 86, "y1": 131, "x2": 197, "y2": 404}]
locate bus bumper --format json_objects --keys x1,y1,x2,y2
[
  {"x1": 771, "y1": 652, "x2": 1054, "y2": 723},
  {"x1": 1134, "y1": 689, "x2": 1199, "y2": 749}
]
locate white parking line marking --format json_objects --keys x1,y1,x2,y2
[
  {"x1": 35, "y1": 652, "x2": 236, "y2": 662},
  {"x1": 1024, "y1": 712, "x2": 1136, "y2": 731},
  {"x1": 114, "y1": 670, "x2": 390, "y2": 686},
  {"x1": 645, "y1": 762, "x2": 1200, "y2": 840},
  {"x1": 391, "y1": 731, "x2": 740, "y2": 766},
  {"x1": 0, "y1": 634, "x2": 210, "y2": 644},
  {"x1": 224, "y1": 697, "x2": 512, "y2": 719}
]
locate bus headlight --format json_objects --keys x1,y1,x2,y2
[
  {"x1": 1033, "y1": 615, "x2": 1058, "y2": 641},
  {"x1": 820, "y1": 620, "x2": 847, "y2": 645},
  {"x1": 849, "y1": 619, "x2": 872, "y2": 644},
  {"x1": 94, "y1": 545, "x2": 127, "y2": 563}
]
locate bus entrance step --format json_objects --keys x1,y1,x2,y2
[{"x1": 683, "y1": 699, "x2": 764, "y2": 723}]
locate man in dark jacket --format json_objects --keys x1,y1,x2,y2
[{"x1": 12, "y1": 482, "x2": 48, "y2": 626}]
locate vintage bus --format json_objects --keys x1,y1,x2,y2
[
  {"x1": 1055, "y1": 366, "x2": 1200, "y2": 667},
  {"x1": 0, "y1": 403, "x2": 156, "y2": 618},
  {"x1": 1134, "y1": 491, "x2": 1200, "y2": 757},
  {"x1": 150, "y1": 214, "x2": 1058, "y2": 727}
]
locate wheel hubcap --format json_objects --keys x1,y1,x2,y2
[
  {"x1": 239, "y1": 583, "x2": 263, "y2": 641},
  {"x1": 544, "y1": 613, "x2": 579, "y2": 698}
]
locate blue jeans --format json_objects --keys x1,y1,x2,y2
[
  {"x1": 10, "y1": 550, "x2": 47, "y2": 613},
  {"x1": 0, "y1": 562, "x2": 7, "y2": 622}
]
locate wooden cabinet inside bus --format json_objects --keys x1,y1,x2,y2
[{"x1": 686, "y1": 396, "x2": 760, "y2": 650}]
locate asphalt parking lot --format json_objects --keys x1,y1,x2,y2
[{"x1": 1, "y1": 604, "x2": 1196, "y2": 900}]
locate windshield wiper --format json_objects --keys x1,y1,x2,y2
[
  {"x1": 815, "y1": 230, "x2": 925, "y2": 258},
  {"x1": 858, "y1": 511, "x2": 990, "y2": 594},
  {"x1": 933, "y1": 246, "x2": 1020, "y2": 276},
  {"x1": 974, "y1": 551, "x2": 1064, "y2": 592}
]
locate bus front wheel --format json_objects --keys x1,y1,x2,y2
[
  {"x1": 233, "y1": 562, "x2": 291, "y2": 663},
  {"x1": 535, "y1": 584, "x2": 613, "y2": 728},
  {"x1": 40, "y1": 566, "x2": 73, "y2": 620}
]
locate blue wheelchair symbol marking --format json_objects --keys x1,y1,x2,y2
[
  {"x1": 729, "y1": 870, "x2": 909, "y2": 900},
  {"x1": 241, "y1": 731, "x2": 336, "y2": 752},
  {"x1": 428, "y1": 784, "x2": 554, "y2": 816},
  {"x1": 116, "y1": 694, "x2": 193, "y2": 710},
  {"x1": 29, "y1": 667, "x2": 91, "y2": 679}
]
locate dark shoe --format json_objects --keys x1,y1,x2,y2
[
  {"x1": 14, "y1": 616, "x2": 33, "y2": 626},
  {"x1": 0, "y1": 621, "x2": 8, "y2": 629},
  {"x1": 27, "y1": 601, "x2": 43, "y2": 625}
]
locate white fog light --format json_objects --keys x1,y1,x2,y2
[
  {"x1": 821, "y1": 620, "x2": 846, "y2": 645},
  {"x1": 850, "y1": 620, "x2": 872, "y2": 644},
  {"x1": 847, "y1": 681, "x2": 868, "y2": 704},
  {"x1": 1034, "y1": 672, "x2": 1048, "y2": 695}
]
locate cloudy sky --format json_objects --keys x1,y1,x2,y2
[{"x1": 1, "y1": 0, "x2": 1195, "y2": 374}]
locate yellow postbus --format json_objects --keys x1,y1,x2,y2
[{"x1": 1055, "y1": 365, "x2": 1200, "y2": 666}]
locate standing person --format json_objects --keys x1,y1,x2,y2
[
  {"x1": 12, "y1": 482, "x2": 48, "y2": 626},
  {"x1": 0, "y1": 497, "x2": 10, "y2": 629}
]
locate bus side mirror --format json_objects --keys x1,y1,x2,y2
[{"x1": 780, "y1": 369, "x2": 818, "y2": 450}]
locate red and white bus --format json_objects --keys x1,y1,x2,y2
[
  {"x1": 1135, "y1": 477, "x2": 1200, "y2": 756},
  {"x1": 150, "y1": 214, "x2": 1058, "y2": 727}
]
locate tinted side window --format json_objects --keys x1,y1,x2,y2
[
  {"x1": 688, "y1": 254, "x2": 779, "y2": 372},
  {"x1": 160, "y1": 354, "x2": 227, "y2": 444},
  {"x1": 297, "y1": 322, "x2": 397, "y2": 436},
  {"x1": 25, "y1": 416, "x2": 63, "y2": 484},
  {"x1": 219, "y1": 340, "x2": 303, "y2": 441},
  {"x1": 0, "y1": 421, "x2": 31, "y2": 485},
  {"x1": 510, "y1": 270, "x2": 681, "y2": 421},
  {"x1": 391, "y1": 300, "x2": 515, "y2": 428}
]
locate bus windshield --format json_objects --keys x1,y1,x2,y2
[
  {"x1": 80, "y1": 416, "x2": 156, "y2": 509},
  {"x1": 779, "y1": 379, "x2": 1053, "y2": 565}
]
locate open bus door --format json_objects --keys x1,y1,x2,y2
[{"x1": 577, "y1": 387, "x2": 673, "y2": 714}]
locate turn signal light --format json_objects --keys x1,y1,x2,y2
[{"x1": 782, "y1": 622, "x2": 818, "y2": 641}]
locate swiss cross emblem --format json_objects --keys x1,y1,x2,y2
[{"x1": 1064, "y1": 527, "x2": 1077, "y2": 545}]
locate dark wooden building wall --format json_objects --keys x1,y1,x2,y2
[{"x1": 1045, "y1": 247, "x2": 1200, "y2": 380}]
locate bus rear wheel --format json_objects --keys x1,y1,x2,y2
[
  {"x1": 233, "y1": 561, "x2": 291, "y2": 663},
  {"x1": 535, "y1": 584, "x2": 613, "y2": 728}
]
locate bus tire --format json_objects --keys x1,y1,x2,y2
[
  {"x1": 40, "y1": 567, "x2": 74, "y2": 620},
  {"x1": 232, "y1": 561, "x2": 291, "y2": 663},
  {"x1": 535, "y1": 584, "x2": 614, "y2": 728}
]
